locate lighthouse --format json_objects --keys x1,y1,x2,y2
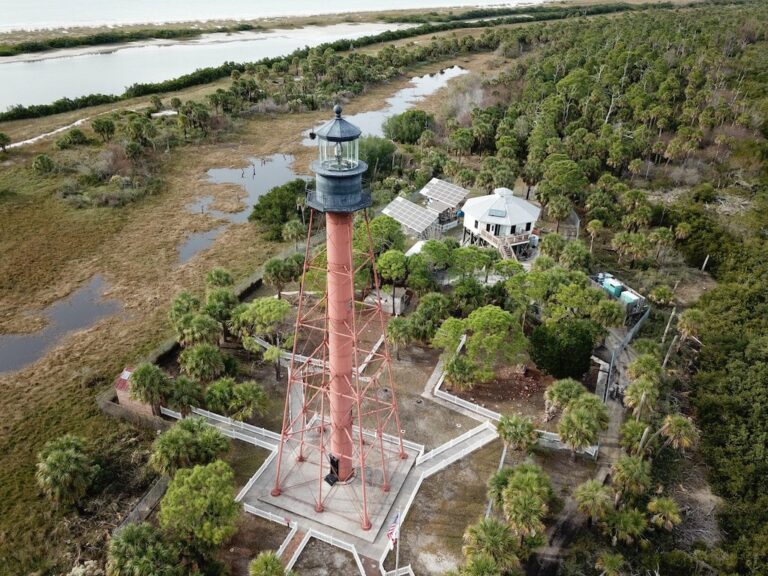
[{"x1": 270, "y1": 105, "x2": 406, "y2": 531}]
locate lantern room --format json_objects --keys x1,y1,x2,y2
[{"x1": 307, "y1": 104, "x2": 370, "y2": 213}]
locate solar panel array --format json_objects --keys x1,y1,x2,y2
[
  {"x1": 419, "y1": 178, "x2": 469, "y2": 208},
  {"x1": 382, "y1": 197, "x2": 439, "y2": 235}
]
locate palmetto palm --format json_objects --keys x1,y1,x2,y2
[
  {"x1": 659, "y1": 414, "x2": 699, "y2": 452},
  {"x1": 595, "y1": 551, "x2": 625, "y2": 576},
  {"x1": 505, "y1": 463, "x2": 553, "y2": 502},
  {"x1": 229, "y1": 381, "x2": 268, "y2": 422},
  {"x1": 647, "y1": 496, "x2": 682, "y2": 530},
  {"x1": 487, "y1": 467, "x2": 516, "y2": 510},
  {"x1": 569, "y1": 394, "x2": 609, "y2": 430},
  {"x1": 176, "y1": 313, "x2": 222, "y2": 348},
  {"x1": 558, "y1": 406, "x2": 600, "y2": 460},
  {"x1": 623, "y1": 376, "x2": 659, "y2": 421},
  {"x1": 249, "y1": 550, "x2": 295, "y2": 576},
  {"x1": 503, "y1": 491, "x2": 547, "y2": 544},
  {"x1": 460, "y1": 552, "x2": 501, "y2": 576},
  {"x1": 462, "y1": 517, "x2": 521, "y2": 572},
  {"x1": 107, "y1": 522, "x2": 181, "y2": 576},
  {"x1": 387, "y1": 316, "x2": 412, "y2": 361},
  {"x1": 586, "y1": 219, "x2": 604, "y2": 253},
  {"x1": 129, "y1": 362, "x2": 171, "y2": 415},
  {"x1": 619, "y1": 420, "x2": 648, "y2": 455},
  {"x1": 608, "y1": 508, "x2": 647, "y2": 546},
  {"x1": 574, "y1": 480, "x2": 612, "y2": 526},
  {"x1": 627, "y1": 354, "x2": 661, "y2": 382},
  {"x1": 282, "y1": 219, "x2": 306, "y2": 252},
  {"x1": 496, "y1": 415, "x2": 538, "y2": 456},
  {"x1": 149, "y1": 418, "x2": 228, "y2": 476},
  {"x1": 677, "y1": 308, "x2": 705, "y2": 344},
  {"x1": 674, "y1": 221, "x2": 692, "y2": 240},
  {"x1": 544, "y1": 378, "x2": 586, "y2": 421},
  {"x1": 169, "y1": 376, "x2": 202, "y2": 418},
  {"x1": 36, "y1": 435, "x2": 98, "y2": 508},
  {"x1": 179, "y1": 343, "x2": 225, "y2": 383},
  {"x1": 611, "y1": 455, "x2": 651, "y2": 504}
]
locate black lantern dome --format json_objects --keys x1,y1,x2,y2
[{"x1": 308, "y1": 105, "x2": 370, "y2": 213}]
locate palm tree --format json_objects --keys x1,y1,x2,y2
[
  {"x1": 282, "y1": 219, "x2": 306, "y2": 252},
  {"x1": 130, "y1": 362, "x2": 171, "y2": 415},
  {"x1": 387, "y1": 317, "x2": 412, "y2": 361},
  {"x1": 496, "y1": 415, "x2": 538, "y2": 459},
  {"x1": 619, "y1": 420, "x2": 647, "y2": 455},
  {"x1": 149, "y1": 418, "x2": 229, "y2": 477},
  {"x1": 462, "y1": 517, "x2": 521, "y2": 573},
  {"x1": 505, "y1": 463, "x2": 553, "y2": 502},
  {"x1": 178, "y1": 343, "x2": 225, "y2": 383},
  {"x1": 627, "y1": 354, "x2": 661, "y2": 382},
  {"x1": 107, "y1": 522, "x2": 180, "y2": 576},
  {"x1": 206, "y1": 267, "x2": 234, "y2": 288},
  {"x1": 623, "y1": 376, "x2": 659, "y2": 422},
  {"x1": 36, "y1": 435, "x2": 98, "y2": 508},
  {"x1": 558, "y1": 406, "x2": 599, "y2": 460},
  {"x1": 592, "y1": 300, "x2": 625, "y2": 332},
  {"x1": 574, "y1": 480, "x2": 612, "y2": 527},
  {"x1": 674, "y1": 221, "x2": 692, "y2": 241},
  {"x1": 647, "y1": 496, "x2": 682, "y2": 530},
  {"x1": 229, "y1": 381, "x2": 268, "y2": 422},
  {"x1": 503, "y1": 491, "x2": 547, "y2": 546},
  {"x1": 649, "y1": 227, "x2": 675, "y2": 263},
  {"x1": 249, "y1": 551, "x2": 295, "y2": 576},
  {"x1": 677, "y1": 308, "x2": 705, "y2": 346},
  {"x1": 176, "y1": 313, "x2": 222, "y2": 348},
  {"x1": 640, "y1": 413, "x2": 699, "y2": 454},
  {"x1": 205, "y1": 377, "x2": 236, "y2": 415},
  {"x1": 543, "y1": 378, "x2": 586, "y2": 421},
  {"x1": 607, "y1": 508, "x2": 647, "y2": 546},
  {"x1": 548, "y1": 194, "x2": 573, "y2": 234},
  {"x1": 168, "y1": 376, "x2": 202, "y2": 418},
  {"x1": 487, "y1": 467, "x2": 515, "y2": 510},
  {"x1": 595, "y1": 551, "x2": 625, "y2": 576},
  {"x1": 460, "y1": 552, "x2": 501, "y2": 576},
  {"x1": 586, "y1": 219, "x2": 604, "y2": 253},
  {"x1": 611, "y1": 455, "x2": 651, "y2": 506}
]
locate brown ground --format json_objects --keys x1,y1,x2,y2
[
  {"x1": 446, "y1": 361, "x2": 599, "y2": 434},
  {"x1": 292, "y1": 538, "x2": 360, "y2": 575},
  {"x1": 218, "y1": 514, "x2": 291, "y2": 576},
  {"x1": 383, "y1": 442, "x2": 597, "y2": 574}
]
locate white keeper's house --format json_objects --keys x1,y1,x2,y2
[{"x1": 461, "y1": 187, "x2": 540, "y2": 259}]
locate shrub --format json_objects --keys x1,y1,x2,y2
[
  {"x1": 55, "y1": 127, "x2": 89, "y2": 149},
  {"x1": 383, "y1": 110, "x2": 435, "y2": 144},
  {"x1": 530, "y1": 319, "x2": 597, "y2": 379},
  {"x1": 32, "y1": 154, "x2": 55, "y2": 175}
]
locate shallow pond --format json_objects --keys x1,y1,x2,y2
[
  {"x1": 302, "y1": 65, "x2": 467, "y2": 144},
  {"x1": 180, "y1": 65, "x2": 466, "y2": 262},
  {"x1": 0, "y1": 275, "x2": 122, "y2": 374},
  {"x1": 177, "y1": 153, "x2": 305, "y2": 262}
]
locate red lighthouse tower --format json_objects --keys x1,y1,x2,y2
[{"x1": 270, "y1": 105, "x2": 407, "y2": 531}]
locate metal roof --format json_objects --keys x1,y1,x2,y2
[
  {"x1": 314, "y1": 104, "x2": 362, "y2": 142},
  {"x1": 114, "y1": 367, "x2": 134, "y2": 392},
  {"x1": 462, "y1": 188, "x2": 541, "y2": 226},
  {"x1": 382, "y1": 197, "x2": 439, "y2": 235},
  {"x1": 418, "y1": 178, "x2": 469, "y2": 209}
]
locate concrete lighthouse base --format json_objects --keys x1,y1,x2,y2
[{"x1": 243, "y1": 419, "x2": 418, "y2": 543}]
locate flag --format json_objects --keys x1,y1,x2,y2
[{"x1": 387, "y1": 511, "x2": 400, "y2": 545}]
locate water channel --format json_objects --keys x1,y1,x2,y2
[
  {"x1": 0, "y1": 22, "x2": 410, "y2": 109},
  {"x1": 179, "y1": 65, "x2": 467, "y2": 262},
  {"x1": 2, "y1": 0, "x2": 531, "y2": 31},
  {"x1": 0, "y1": 275, "x2": 122, "y2": 374}
]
